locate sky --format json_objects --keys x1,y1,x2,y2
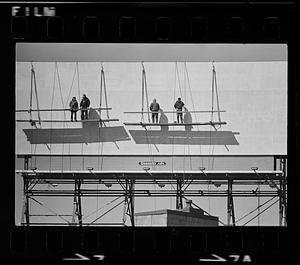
[
  {"x1": 16, "y1": 43, "x2": 287, "y2": 62},
  {"x1": 15, "y1": 44, "x2": 287, "y2": 226}
]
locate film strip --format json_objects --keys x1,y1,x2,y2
[
  {"x1": 1, "y1": 0, "x2": 298, "y2": 263},
  {"x1": 8, "y1": 228, "x2": 289, "y2": 262}
]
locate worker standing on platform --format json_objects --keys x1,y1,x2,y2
[
  {"x1": 174, "y1": 97, "x2": 185, "y2": 123},
  {"x1": 150, "y1": 98, "x2": 160, "y2": 123},
  {"x1": 69, "y1": 96, "x2": 78, "y2": 122},
  {"x1": 80, "y1": 94, "x2": 90, "y2": 120}
]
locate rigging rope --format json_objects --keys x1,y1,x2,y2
[
  {"x1": 141, "y1": 62, "x2": 150, "y2": 123},
  {"x1": 100, "y1": 64, "x2": 103, "y2": 120},
  {"x1": 213, "y1": 64, "x2": 222, "y2": 124},
  {"x1": 75, "y1": 62, "x2": 84, "y2": 170},
  {"x1": 29, "y1": 63, "x2": 43, "y2": 166},
  {"x1": 175, "y1": 62, "x2": 183, "y2": 100},
  {"x1": 184, "y1": 62, "x2": 204, "y2": 168},
  {"x1": 64, "y1": 63, "x2": 78, "y2": 167},
  {"x1": 29, "y1": 64, "x2": 33, "y2": 121},
  {"x1": 29, "y1": 62, "x2": 42, "y2": 126},
  {"x1": 97, "y1": 63, "x2": 105, "y2": 220},
  {"x1": 64, "y1": 63, "x2": 77, "y2": 109},
  {"x1": 33, "y1": 69, "x2": 41, "y2": 126},
  {"x1": 30, "y1": 196, "x2": 70, "y2": 224},
  {"x1": 29, "y1": 63, "x2": 35, "y2": 169},
  {"x1": 183, "y1": 62, "x2": 193, "y2": 170},
  {"x1": 48, "y1": 62, "x2": 57, "y2": 172},
  {"x1": 88, "y1": 198, "x2": 125, "y2": 226},
  {"x1": 139, "y1": 62, "x2": 160, "y2": 211},
  {"x1": 55, "y1": 62, "x2": 68, "y2": 171},
  {"x1": 242, "y1": 198, "x2": 279, "y2": 226},
  {"x1": 236, "y1": 195, "x2": 277, "y2": 224},
  {"x1": 103, "y1": 70, "x2": 109, "y2": 120},
  {"x1": 83, "y1": 195, "x2": 123, "y2": 221}
]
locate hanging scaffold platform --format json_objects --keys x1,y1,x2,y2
[
  {"x1": 123, "y1": 62, "x2": 239, "y2": 147},
  {"x1": 16, "y1": 62, "x2": 130, "y2": 145}
]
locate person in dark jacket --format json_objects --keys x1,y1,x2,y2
[
  {"x1": 69, "y1": 96, "x2": 79, "y2": 121},
  {"x1": 174, "y1": 97, "x2": 185, "y2": 123},
  {"x1": 149, "y1": 98, "x2": 160, "y2": 123},
  {"x1": 80, "y1": 94, "x2": 90, "y2": 120}
]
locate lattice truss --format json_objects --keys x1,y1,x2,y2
[{"x1": 16, "y1": 155, "x2": 287, "y2": 227}]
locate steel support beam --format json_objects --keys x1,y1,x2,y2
[
  {"x1": 279, "y1": 158, "x2": 287, "y2": 226},
  {"x1": 22, "y1": 177, "x2": 30, "y2": 226},
  {"x1": 21, "y1": 156, "x2": 30, "y2": 226},
  {"x1": 227, "y1": 177, "x2": 235, "y2": 226},
  {"x1": 176, "y1": 179, "x2": 183, "y2": 209},
  {"x1": 123, "y1": 179, "x2": 135, "y2": 226},
  {"x1": 17, "y1": 154, "x2": 287, "y2": 226},
  {"x1": 72, "y1": 179, "x2": 83, "y2": 226}
]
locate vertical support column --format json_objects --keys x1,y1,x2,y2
[
  {"x1": 22, "y1": 156, "x2": 30, "y2": 226},
  {"x1": 123, "y1": 179, "x2": 135, "y2": 227},
  {"x1": 22, "y1": 175, "x2": 30, "y2": 226},
  {"x1": 77, "y1": 179, "x2": 83, "y2": 226},
  {"x1": 176, "y1": 179, "x2": 183, "y2": 209},
  {"x1": 227, "y1": 177, "x2": 235, "y2": 226},
  {"x1": 122, "y1": 179, "x2": 127, "y2": 225},
  {"x1": 279, "y1": 157, "x2": 287, "y2": 226},
  {"x1": 279, "y1": 179, "x2": 284, "y2": 226},
  {"x1": 72, "y1": 178, "x2": 83, "y2": 226},
  {"x1": 275, "y1": 156, "x2": 283, "y2": 226},
  {"x1": 128, "y1": 179, "x2": 135, "y2": 227},
  {"x1": 283, "y1": 158, "x2": 287, "y2": 226}
]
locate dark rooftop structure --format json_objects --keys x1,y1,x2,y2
[{"x1": 134, "y1": 200, "x2": 219, "y2": 226}]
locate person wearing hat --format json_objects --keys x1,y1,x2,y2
[
  {"x1": 149, "y1": 98, "x2": 160, "y2": 123},
  {"x1": 174, "y1": 97, "x2": 185, "y2": 123},
  {"x1": 69, "y1": 96, "x2": 79, "y2": 121},
  {"x1": 80, "y1": 94, "x2": 90, "y2": 120}
]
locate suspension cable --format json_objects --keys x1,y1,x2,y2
[
  {"x1": 30, "y1": 196, "x2": 70, "y2": 224},
  {"x1": 88, "y1": 199, "x2": 125, "y2": 226},
  {"x1": 31, "y1": 63, "x2": 41, "y2": 126},
  {"x1": 175, "y1": 62, "x2": 183, "y2": 100},
  {"x1": 143, "y1": 63, "x2": 150, "y2": 122},
  {"x1": 102, "y1": 65, "x2": 110, "y2": 120},
  {"x1": 100, "y1": 64, "x2": 104, "y2": 121},
  {"x1": 184, "y1": 62, "x2": 204, "y2": 167},
  {"x1": 242, "y1": 199, "x2": 279, "y2": 226},
  {"x1": 213, "y1": 64, "x2": 222, "y2": 124},
  {"x1": 84, "y1": 195, "x2": 123, "y2": 221},
  {"x1": 29, "y1": 62, "x2": 33, "y2": 121},
  {"x1": 64, "y1": 63, "x2": 77, "y2": 109},
  {"x1": 235, "y1": 195, "x2": 277, "y2": 224},
  {"x1": 55, "y1": 62, "x2": 68, "y2": 171},
  {"x1": 48, "y1": 62, "x2": 57, "y2": 171}
]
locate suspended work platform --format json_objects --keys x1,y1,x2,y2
[
  {"x1": 16, "y1": 62, "x2": 129, "y2": 145},
  {"x1": 16, "y1": 107, "x2": 112, "y2": 113},
  {"x1": 124, "y1": 121, "x2": 227, "y2": 126},
  {"x1": 17, "y1": 118, "x2": 119, "y2": 123},
  {"x1": 123, "y1": 110, "x2": 226, "y2": 114},
  {"x1": 20, "y1": 108, "x2": 130, "y2": 145}
]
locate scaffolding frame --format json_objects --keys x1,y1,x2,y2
[{"x1": 17, "y1": 154, "x2": 287, "y2": 227}]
